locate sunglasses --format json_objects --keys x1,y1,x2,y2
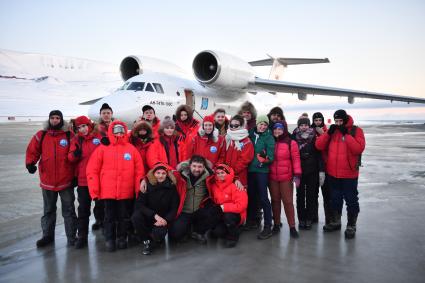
[{"x1": 229, "y1": 124, "x2": 241, "y2": 129}]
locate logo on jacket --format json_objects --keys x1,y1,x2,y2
[
  {"x1": 59, "y1": 139, "x2": 68, "y2": 147},
  {"x1": 93, "y1": 138, "x2": 100, "y2": 145},
  {"x1": 239, "y1": 142, "x2": 244, "y2": 149},
  {"x1": 210, "y1": 146, "x2": 217, "y2": 153},
  {"x1": 124, "y1": 153, "x2": 132, "y2": 160}
]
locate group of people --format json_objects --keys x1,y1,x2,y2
[{"x1": 25, "y1": 101, "x2": 365, "y2": 255}]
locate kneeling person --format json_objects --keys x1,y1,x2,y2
[
  {"x1": 207, "y1": 164, "x2": 248, "y2": 248},
  {"x1": 132, "y1": 163, "x2": 180, "y2": 255}
]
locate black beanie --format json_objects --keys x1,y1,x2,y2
[
  {"x1": 142, "y1": 105, "x2": 155, "y2": 113},
  {"x1": 49, "y1": 110, "x2": 63, "y2": 120},
  {"x1": 334, "y1": 109, "x2": 348, "y2": 123},
  {"x1": 99, "y1": 103, "x2": 113, "y2": 113},
  {"x1": 312, "y1": 112, "x2": 324, "y2": 120},
  {"x1": 297, "y1": 117, "x2": 311, "y2": 127}
]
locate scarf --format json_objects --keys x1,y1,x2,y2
[
  {"x1": 225, "y1": 128, "x2": 249, "y2": 150},
  {"x1": 294, "y1": 127, "x2": 315, "y2": 150}
]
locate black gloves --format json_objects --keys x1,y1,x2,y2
[
  {"x1": 328, "y1": 124, "x2": 337, "y2": 135},
  {"x1": 26, "y1": 163, "x2": 37, "y2": 174},
  {"x1": 339, "y1": 125, "x2": 348, "y2": 135},
  {"x1": 101, "y1": 137, "x2": 110, "y2": 146},
  {"x1": 73, "y1": 145, "x2": 82, "y2": 158}
]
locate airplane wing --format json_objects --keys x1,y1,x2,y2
[
  {"x1": 249, "y1": 57, "x2": 330, "y2": 66},
  {"x1": 251, "y1": 78, "x2": 425, "y2": 104},
  {"x1": 79, "y1": 97, "x2": 104, "y2": 105}
]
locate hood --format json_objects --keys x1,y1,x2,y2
[
  {"x1": 177, "y1": 159, "x2": 213, "y2": 177},
  {"x1": 131, "y1": 120, "x2": 153, "y2": 138},
  {"x1": 198, "y1": 127, "x2": 219, "y2": 142},
  {"x1": 176, "y1": 104, "x2": 194, "y2": 122},
  {"x1": 345, "y1": 115, "x2": 354, "y2": 128},
  {"x1": 267, "y1": 107, "x2": 285, "y2": 121},
  {"x1": 107, "y1": 120, "x2": 129, "y2": 145},
  {"x1": 146, "y1": 164, "x2": 177, "y2": 186},
  {"x1": 237, "y1": 101, "x2": 257, "y2": 119},
  {"x1": 43, "y1": 120, "x2": 69, "y2": 132}
]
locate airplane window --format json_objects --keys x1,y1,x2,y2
[
  {"x1": 118, "y1": 82, "x2": 130, "y2": 90},
  {"x1": 127, "y1": 82, "x2": 145, "y2": 91},
  {"x1": 153, "y1": 83, "x2": 164, "y2": 93},
  {"x1": 145, "y1": 83, "x2": 155, "y2": 92}
]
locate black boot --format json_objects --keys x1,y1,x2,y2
[
  {"x1": 345, "y1": 215, "x2": 357, "y2": 239},
  {"x1": 298, "y1": 220, "x2": 307, "y2": 230},
  {"x1": 272, "y1": 225, "x2": 281, "y2": 235},
  {"x1": 257, "y1": 225, "x2": 272, "y2": 240},
  {"x1": 36, "y1": 236, "x2": 54, "y2": 248},
  {"x1": 92, "y1": 220, "x2": 103, "y2": 231},
  {"x1": 117, "y1": 237, "x2": 128, "y2": 249},
  {"x1": 105, "y1": 240, "x2": 116, "y2": 252},
  {"x1": 289, "y1": 227, "x2": 299, "y2": 238},
  {"x1": 142, "y1": 240, "x2": 152, "y2": 255},
  {"x1": 191, "y1": 232, "x2": 207, "y2": 245},
  {"x1": 67, "y1": 237, "x2": 76, "y2": 247},
  {"x1": 323, "y1": 212, "x2": 341, "y2": 232},
  {"x1": 224, "y1": 239, "x2": 238, "y2": 248},
  {"x1": 75, "y1": 237, "x2": 88, "y2": 249},
  {"x1": 305, "y1": 220, "x2": 312, "y2": 230}
]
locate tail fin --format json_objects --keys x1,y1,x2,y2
[{"x1": 249, "y1": 55, "x2": 330, "y2": 80}]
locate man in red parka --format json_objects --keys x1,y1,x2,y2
[
  {"x1": 86, "y1": 120, "x2": 145, "y2": 252},
  {"x1": 315, "y1": 109, "x2": 365, "y2": 239},
  {"x1": 26, "y1": 110, "x2": 77, "y2": 248},
  {"x1": 68, "y1": 115, "x2": 102, "y2": 249}
]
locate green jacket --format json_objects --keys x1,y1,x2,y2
[
  {"x1": 248, "y1": 128, "x2": 275, "y2": 173},
  {"x1": 179, "y1": 162, "x2": 210, "y2": 214}
]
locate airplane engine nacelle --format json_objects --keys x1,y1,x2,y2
[
  {"x1": 192, "y1": 50, "x2": 255, "y2": 89},
  {"x1": 120, "y1": 55, "x2": 186, "y2": 81}
]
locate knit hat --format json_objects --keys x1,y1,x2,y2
[
  {"x1": 49, "y1": 110, "x2": 63, "y2": 120},
  {"x1": 203, "y1": 115, "x2": 215, "y2": 125},
  {"x1": 152, "y1": 162, "x2": 169, "y2": 173},
  {"x1": 256, "y1": 115, "x2": 269, "y2": 125},
  {"x1": 297, "y1": 117, "x2": 311, "y2": 127},
  {"x1": 142, "y1": 105, "x2": 155, "y2": 113},
  {"x1": 99, "y1": 103, "x2": 113, "y2": 113},
  {"x1": 273, "y1": 122, "x2": 285, "y2": 130},
  {"x1": 334, "y1": 109, "x2": 348, "y2": 123},
  {"x1": 74, "y1": 116, "x2": 91, "y2": 127},
  {"x1": 159, "y1": 116, "x2": 175, "y2": 131},
  {"x1": 216, "y1": 164, "x2": 231, "y2": 174},
  {"x1": 312, "y1": 112, "x2": 324, "y2": 120}
]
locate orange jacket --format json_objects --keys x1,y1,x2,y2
[{"x1": 86, "y1": 121, "x2": 145, "y2": 200}]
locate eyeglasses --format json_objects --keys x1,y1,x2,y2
[
  {"x1": 229, "y1": 124, "x2": 240, "y2": 129},
  {"x1": 112, "y1": 125, "x2": 125, "y2": 134}
]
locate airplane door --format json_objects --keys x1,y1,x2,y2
[{"x1": 184, "y1": 89, "x2": 195, "y2": 109}]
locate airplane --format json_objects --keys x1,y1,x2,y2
[{"x1": 85, "y1": 50, "x2": 425, "y2": 124}]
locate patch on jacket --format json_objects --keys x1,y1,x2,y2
[
  {"x1": 210, "y1": 146, "x2": 217, "y2": 153},
  {"x1": 123, "y1": 153, "x2": 132, "y2": 160},
  {"x1": 59, "y1": 139, "x2": 68, "y2": 147},
  {"x1": 239, "y1": 142, "x2": 244, "y2": 149},
  {"x1": 93, "y1": 138, "x2": 100, "y2": 145}
]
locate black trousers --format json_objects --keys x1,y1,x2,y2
[
  {"x1": 93, "y1": 200, "x2": 105, "y2": 223},
  {"x1": 76, "y1": 186, "x2": 92, "y2": 237},
  {"x1": 131, "y1": 212, "x2": 168, "y2": 242},
  {"x1": 168, "y1": 205, "x2": 221, "y2": 241},
  {"x1": 41, "y1": 187, "x2": 76, "y2": 239},
  {"x1": 320, "y1": 175, "x2": 332, "y2": 224},
  {"x1": 211, "y1": 213, "x2": 241, "y2": 241},
  {"x1": 296, "y1": 171, "x2": 319, "y2": 222},
  {"x1": 103, "y1": 199, "x2": 132, "y2": 241}
]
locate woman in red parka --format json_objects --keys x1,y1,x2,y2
[
  {"x1": 68, "y1": 115, "x2": 102, "y2": 249},
  {"x1": 175, "y1": 105, "x2": 200, "y2": 144},
  {"x1": 185, "y1": 115, "x2": 225, "y2": 166},
  {"x1": 224, "y1": 115, "x2": 254, "y2": 189},
  {"x1": 146, "y1": 116, "x2": 183, "y2": 170},
  {"x1": 207, "y1": 164, "x2": 248, "y2": 248},
  {"x1": 86, "y1": 120, "x2": 145, "y2": 252},
  {"x1": 130, "y1": 120, "x2": 155, "y2": 170},
  {"x1": 269, "y1": 120, "x2": 301, "y2": 238}
]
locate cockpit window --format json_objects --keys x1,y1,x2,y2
[
  {"x1": 145, "y1": 83, "x2": 155, "y2": 92},
  {"x1": 153, "y1": 83, "x2": 164, "y2": 93},
  {"x1": 127, "y1": 82, "x2": 145, "y2": 91},
  {"x1": 118, "y1": 82, "x2": 130, "y2": 90}
]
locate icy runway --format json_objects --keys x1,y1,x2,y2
[{"x1": 0, "y1": 123, "x2": 424, "y2": 283}]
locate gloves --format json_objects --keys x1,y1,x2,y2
[
  {"x1": 100, "y1": 137, "x2": 110, "y2": 146},
  {"x1": 73, "y1": 146, "x2": 82, "y2": 158},
  {"x1": 327, "y1": 124, "x2": 337, "y2": 135},
  {"x1": 256, "y1": 153, "x2": 267, "y2": 163},
  {"x1": 319, "y1": 172, "x2": 326, "y2": 187},
  {"x1": 26, "y1": 163, "x2": 37, "y2": 174},
  {"x1": 293, "y1": 175, "x2": 301, "y2": 188},
  {"x1": 339, "y1": 125, "x2": 348, "y2": 135}
]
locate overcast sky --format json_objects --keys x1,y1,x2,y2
[{"x1": 1, "y1": 0, "x2": 425, "y2": 119}]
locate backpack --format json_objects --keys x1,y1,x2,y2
[{"x1": 350, "y1": 126, "x2": 362, "y2": 170}]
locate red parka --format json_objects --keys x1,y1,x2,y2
[
  {"x1": 185, "y1": 128, "x2": 225, "y2": 165},
  {"x1": 146, "y1": 135, "x2": 181, "y2": 170},
  {"x1": 68, "y1": 131, "x2": 102, "y2": 187},
  {"x1": 269, "y1": 139, "x2": 302, "y2": 182},
  {"x1": 315, "y1": 116, "x2": 365, "y2": 179},
  {"x1": 206, "y1": 165, "x2": 248, "y2": 225},
  {"x1": 25, "y1": 122, "x2": 75, "y2": 191},
  {"x1": 224, "y1": 136, "x2": 254, "y2": 187},
  {"x1": 86, "y1": 120, "x2": 145, "y2": 200}
]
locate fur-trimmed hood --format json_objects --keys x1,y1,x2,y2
[
  {"x1": 43, "y1": 120, "x2": 69, "y2": 132},
  {"x1": 131, "y1": 120, "x2": 153, "y2": 138},
  {"x1": 237, "y1": 101, "x2": 257, "y2": 119},
  {"x1": 176, "y1": 105, "x2": 194, "y2": 122},
  {"x1": 198, "y1": 127, "x2": 219, "y2": 142},
  {"x1": 146, "y1": 167, "x2": 177, "y2": 186},
  {"x1": 176, "y1": 159, "x2": 213, "y2": 177}
]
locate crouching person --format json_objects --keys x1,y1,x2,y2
[
  {"x1": 168, "y1": 155, "x2": 218, "y2": 244},
  {"x1": 87, "y1": 121, "x2": 145, "y2": 252},
  {"x1": 131, "y1": 163, "x2": 180, "y2": 255},
  {"x1": 26, "y1": 110, "x2": 77, "y2": 248},
  {"x1": 207, "y1": 164, "x2": 248, "y2": 248}
]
